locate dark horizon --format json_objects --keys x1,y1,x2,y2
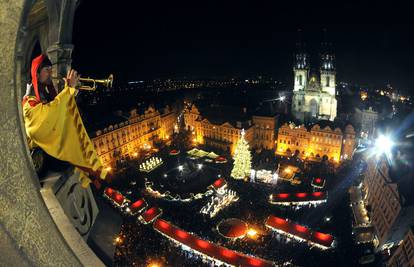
[{"x1": 72, "y1": 1, "x2": 414, "y2": 91}]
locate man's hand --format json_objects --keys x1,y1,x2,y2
[{"x1": 64, "y1": 69, "x2": 81, "y2": 88}]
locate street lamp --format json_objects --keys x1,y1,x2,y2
[
  {"x1": 114, "y1": 236, "x2": 123, "y2": 245},
  {"x1": 278, "y1": 96, "x2": 286, "y2": 102},
  {"x1": 247, "y1": 228, "x2": 258, "y2": 238}
]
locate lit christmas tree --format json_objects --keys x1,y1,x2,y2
[{"x1": 231, "y1": 129, "x2": 252, "y2": 179}]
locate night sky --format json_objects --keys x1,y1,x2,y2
[{"x1": 72, "y1": 1, "x2": 414, "y2": 91}]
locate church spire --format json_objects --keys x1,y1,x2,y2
[
  {"x1": 294, "y1": 29, "x2": 308, "y2": 70},
  {"x1": 320, "y1": 28, "x2": 335, "y2": 71}
]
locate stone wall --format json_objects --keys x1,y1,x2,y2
[{"x1": 0, "y1": 0, "x2": 84, "y2": 265}]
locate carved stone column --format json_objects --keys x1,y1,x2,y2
[{"x1": 47, "y1": 43, "x2": 74, "y2": 91}]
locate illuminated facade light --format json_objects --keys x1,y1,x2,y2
[
  {"x1": 147, "y1": 262, "x2": 162, "y2": 267},
  {"x1": 114, "y1": 236, "x2": 123, "y2": 245}
]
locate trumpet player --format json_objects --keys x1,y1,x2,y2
[{"x1": 22, "y1": 54, "x2": 110, "y2": 188}]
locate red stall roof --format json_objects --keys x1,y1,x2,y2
[
  {"x1": 211, "y1": 178, "x2": 227, "y2": 190},
  {"x1": 113, "y1": 192, "x2": 125, "y2": 206},
  {"x1": 130, "y1": 199, "x2": 148, "y2": 214},
  {"x1": 169, "y1": 149, "x2": 180, "y2": 155},
  {"x1": 311, "y1": 231, "x2": 334, "y2": 248},
  {"x1": 311, "y1": 177, "x2": 325, "y2": 188},
  {"x1": 270, "y1": 191, "x2": 327, "y2": 204},
  {"x1": 153, "y1": 219, "x2": 273, "y2": 267},
  {"x1": 104, "y1": 187, "x2": 125, "y2": 206},
  {"x1": 141, "y1": 206, "x2": 162, "y2": 224},
  {"x1": 265, "y1": 215, "x2": 334, "y2": 249}
]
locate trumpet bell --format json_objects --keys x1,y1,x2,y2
[
  {"x1": 106, "y1": 74, "x2": 114, "y2": 88},
  {"x1": 78, "y1": 74, "x2": 114, "y2": 91}
]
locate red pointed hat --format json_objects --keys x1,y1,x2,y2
[{"x1": 31, "y1": 54, "x2": 52, "y2": 101}]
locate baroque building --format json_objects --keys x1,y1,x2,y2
[
  {"x1": 184, "y1": 104, "x2": 278, "y2": 154},
  {"x1": 276, "y1": 122, "x2": 356, "y2": 162},
  {"x1": 91, "y1": 106, "x2": 177, "y2": 168},
  {"x1": 291, "y1": 31, "x2": 337, "y2": 122},
  {"x1": 352, "y1": 106, "x2": 379, "y2": 138},
  {"x1": 363, "y1": 157, "x2": 414, "y2": 266}
]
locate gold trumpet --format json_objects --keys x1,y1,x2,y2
[{"x1": 77, "y1": 74, "x2": 114, "y2": 91}]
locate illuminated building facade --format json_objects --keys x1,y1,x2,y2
[
  {"x1": 276, "y1": 122, "x2": 356, "y2": 162},
  {"x1": 184, "y1": 105, "x2": 277, "y2": 154},
  {"x1": 352, "y1": 107, "x2": 378, "y2": 138},
  {"x1": 291, "y1": 32, "x2": 337, "y2": 122},
  {"x1": 386, "y1": 227, "x2": 414, "y2": 267},
  {"x1": 91, "y1": 106, "x2": 177, "y2": 167},
  {"x1": 363, "y1": 157, "x2": 414, "y2": 266}
]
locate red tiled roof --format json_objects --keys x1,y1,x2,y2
[{"x1": 153, "y1": 219, "x2": 273, "y2": 267}]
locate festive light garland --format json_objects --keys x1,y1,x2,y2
[
  {"x1": 268, "y1": 192, "x2": 327, "y2": 207},
  {"x1": 144, "y1": 179, "x2": 214, "y2": 202},
  {"x1": 139, "y1": 157, "x2": 164, "y2": 172},
  {"x1": 200, "y1": 188, "x2": 239, "y2": 218}
]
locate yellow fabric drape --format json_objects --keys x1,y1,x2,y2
[{"x1": 23, "y1": 85, "x2": 107, "y2": 187}]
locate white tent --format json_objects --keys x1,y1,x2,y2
[{"x1": 206, "y1": 152, "x2": 219, "y2": 159}]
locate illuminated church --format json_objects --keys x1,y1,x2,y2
[{"x1": 291, "y1": 31, "x2": 337, "y2": 122}]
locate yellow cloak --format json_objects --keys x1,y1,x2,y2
[{"x1": 23, "y1": 84, "x2": 107, "y2": 187}]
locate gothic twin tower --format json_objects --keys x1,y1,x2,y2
[{"x1": 291, "y1": 30, "x2": 337, "y2": 122}]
